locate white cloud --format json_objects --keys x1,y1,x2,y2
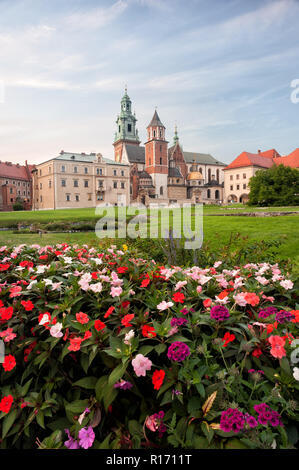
[{"x1": 65, "y1": 0, "x2": 128, "y2": 31}]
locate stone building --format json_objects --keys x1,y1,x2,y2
[
  {"x1": 0, "y1": 160, "x2": 34, "y2": 211},
  {"x1": 113, "y1": 88, "x2": 226, "y2": 205},
  {"x1": 32, "y1": 151, "x2": 129, "y2": 210},
  {"x1": 223, "y1": 148, "x2": 299, "y2": 203}
]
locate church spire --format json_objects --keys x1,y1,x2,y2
[
  {"x1": 173, "y1": 123, "x2": 179, "y2": 145},
  {"x1": 114, "y1": 87, "x2": 140, "y2": 144}
]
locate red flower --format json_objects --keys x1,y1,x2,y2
[
  {"x1": 152, "y1": 370, "x2": 165, "y2": 390},
  {"x1": 2, "y1": 354, "x2": 16, "y2": 372},
  {"x1": 83, "y1": 330, "x2": 92, "y2": 341},
  {"x1": 94, "y1": 320, "x2": 106, "y2": 331},
  {"x1": 244, "y1": 292, "x2": 260, "y2": 306},
  {"x1": 172, "y1": 292, "x2": 185, "y2": 303},
  {"x1": 0, "y1": 263, "x2": 10, "y2": 271},
  {"x1": 68, "y1": 337, "x2": 82, "y2": 352},
  {"x1": 222, "y1": 332, "x2": 235, "y2": 347},
  {"x1": 91, "y1": 272, "x2": 98, "y2": 280},
  {"x1": 141, "y1": 278, "x2": 150, "y2": 288},
  {"x1": 121, "y1": 314, "x2": 135, "y2": 328},
  {"x1": 0, "y1": 395, "x2": 13, "y2": 413},
  {"x1": 104, "y1": 306, "x2": 115, "y2": 318},
  {"x1": 21, "y1": 300, "x2": 34, "y2": 311},
  {"x1": 0, "y1": 306, "x2": 13, "y2": 321},
  {"x1": 121, "y1": 301, "x2": 130, "y2": 309},
  {"x1": 252, "y1": 347, "x2": 262, "y2": 358},
  {"x1": 142, "y1": 325, "x2": 156, "y2": 338},
  {"x1": 76, "y1": 312, "x2": 89, "y2": 324},
  {"x1": 218, "y1": 290, "x2": 229, "y2": 300},
  {"x1": 38, "y1": 312, "x2": 51, "y2": 326},
  {"x1": 203, "y1": 298, "x2": 212, "y2": 308},
  {"x1": 117, "y1": 266, "x2": 129, "y2": 274},
  {"x1": 19, "y1": 260, "x2": 34, "y2": 269}
]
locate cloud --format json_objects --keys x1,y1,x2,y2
[
  {"x1": 65, "y1": 0, "x2": 128, "y2": 31},
  {"x1": 7, "y1": 78, "x2": 80, "y2": 91}
]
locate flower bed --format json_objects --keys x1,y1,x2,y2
[{"x1": 0, "y1": 243, "x2": 298, "y2": 449}]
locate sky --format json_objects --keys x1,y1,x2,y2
[{"x1": 0, "y1": 0, "x2": 298, "y2": 166}]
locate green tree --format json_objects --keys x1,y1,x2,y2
[{"x1": 248, "y1": 164, "x2": 299, "y2": 206}]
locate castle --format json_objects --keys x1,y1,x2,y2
[{"x1": 113, "y1": 88, "x2": 226, "y2": 206}]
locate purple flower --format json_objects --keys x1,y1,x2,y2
[
  {"x1": 64, "y1": 429, "x2": 80, "y2": 449},
  {"x1": 114, "y1": 380, "x2": 133, "y2": 390},
  {"x1": 220, "y1": 408, "x2": 245, "y2": 433},
  {"x1": 258, "y1": 306, "x2": 277, "y2": 319},
  {"x1": 170, "y1": 317, "x2": 188, "y2": 327},
  {"x1": 210, "y1": 306, "x2": 230, "y2": 322},
  {"x1": 275, "y1": 310, "x2": 295, "y2": 324},
  {"x1": 167, "y1": 341, "x2": 190, "y2": 362},
  {"x1": 78, "y1": 426, "x2": 95, "y2": 449},
  {"x1": 246, "y1": 415, "x2": 258, "y2": 428}
]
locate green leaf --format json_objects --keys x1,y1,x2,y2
[
  {"x1": 108, "y1": 360, "x2": 129, "y2": 386},
  {"x1": 95, "y1": 376, "x2": 108, "y2": 401},
  {"x1": 73, "y1": 376, "x2": 98, "y2": 389},
  {"x1": 65, "y1": 399, "x2": 89, "y2": 414},
  {"x1": 36, "y1": 410, "x2": 45, "y2": 429},
  {"x1": 2, "y1": 409, "x2": 18, "y2": 439},
  {"x1": 97, "y1": 433, "x2": 112, "y2": 449},
  {"x1": 225, "y1": 438, "x2": 249, "y2": 449}
]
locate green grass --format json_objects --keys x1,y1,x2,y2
[
  {"x1": 0, "y1": 204, "x2": 298, "y2": 228},
  {"x1": 0, "y1": 214, "x2": 298, "y2": 263}
]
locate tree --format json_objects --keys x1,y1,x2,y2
[{"x1": 248, "y1": 164, "x2": 299, "y2": 206}]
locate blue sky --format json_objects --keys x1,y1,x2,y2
[{"x1": 0, "y1": 0, "x2": 298, "y2": 165}]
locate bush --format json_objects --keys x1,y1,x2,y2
[
  {"x1": 0, "y1": 244, "x2": 298, "y2": 449},
  {"x1": 12, "y1": 203, "x2": 24, "y2": 211}
]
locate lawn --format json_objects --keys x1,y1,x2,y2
[{"x1": 0, "y1": 214, "x2": 298, "y2": 264}]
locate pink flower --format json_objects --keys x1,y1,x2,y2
[
  {"x1": 174, "y1": 281, "x2": 187, "y2": 291},
  {"x1": 157, "y1": 301, "x2": 173, "y2": 311},
  {"x1": 110, "y1": 286, "x2": 123, "y2": 297},
  {"x1": 9, "y1": 285, "x2": 22, "y2": 298},
  {"x1": 50, "y1": 323, "x2": 63, "y2": 338},
  {"x1": 196, "y1": 285, "x2": 202, "y2": 293},
  {"x1": 280, "y1": 280, "x2": 293, "y2": 290},
  {"x1": 132, "y1": 354, "x2": 152, "y2": 377},
  {"x1": 268, "y1": 335, "x2": 286, "y2": 359},
  {"x1": 145, "y1": 415, "x2": 158, "y2": 432},
  {"x1": 233, "y1": 292, "x2": 247, "y2": 307}
]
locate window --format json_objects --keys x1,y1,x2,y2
[
  {"x1": 237, "y1": 185, "x2": 240, "y2": 190},
  {"x1": 215, "y1": 190, "x2": 220, "y2": 199},
  {"x1": 128, "y1": 123, "x2": 132, "y2": 132},
  {"x1": 9, "y1": 187, "x2": 13, "y2": 194},
  {"x1": 84, "y1": 180, "x2": 89, "y2": 188},
  {"x1": 74, "y1": 180, "x2": 79, "y2": 187},
  {"x1": 160, "y1": 129, "x2": 162, "y2": 138},
  {"x1": 98, "y1": 180, "x2": 103, "y2": 188},
  {"x1": 75, "y1": 195, "x2": 79, "y2": 202},
  {"x1": 61, "y1": 166, "x2": 65, "y2": 172},
  {"x1": 66, "y1": 194, "x2": 70, "y2": 201},
  {"x1": 97, "y1": 168, "x2": 103, "y2": 176},
  {"x1": 18, "y1": 190, "x2": 20, "y2": 195},
  {"x1": 121, "y1": 182, "x2": 125, "y2": 189},
  {"x1": 121, "y1": 170, "x2": 124, "y2": 176},
  {"x1": 230, "y1": 185, "x2": 233, "y2": 191},
  {"x1": 208, "y1": 169, "x2": 211, "y2": 182},
  {"x1": 113, "y1": 169, "x2": 117, "y2": 176},
  {"x1": 97, "y1": 194, "x2": 104, "y2": 201},
  {"x1": 40, "y1": 183, "x2": 42, "y2": 189},
  {"x1": 160, "y1": 157, "x2": 162, "y2": 164},
  {"x1": 230, "y1": 175, "x2": 233, "y2": 180},
  {"x1": 243, "y1": 184, "x2": 246, "y2": 189},
  {"x1": 18, "y1": 182, "x2": 20, "y2": 186},
  {"x1": 207, "y1": 189, "x2": 211, "y2": 198},
  {"x1": 48, "y1": 180, "x2": 52, "y2": 188},
  {"x1": 243, "y1": 173, "x2": 246, "y2": 179},
  {"x1": 160, "y1": 145, "x2": 162, "y2": 151},
  {"x1": 176, "y1": 179, "x2": 180, "y2": 183},
  {"x1": 49, "y1": 166, "x2": 51, "y2": 173},
  {"x1": 236, "y1": 174, "x2": 240, "y2": 180},
  {"x1": 160, "y1": 186, "x2": 163, "y2": 195},
  {"x1": 74, "y1": 166, "x2": 78, "y2": 173},
  {"x1": 84, "y1": 167, "x2": 88, "y2": 174},
  {"x1": 23, "y1": 191, "x2": 25, "y2": 195},
  {"x1": 40, "y1": 195, "x2": 43, "y2": 202},
  {"x1": 216, "y1": 169, "x2": 219, "y2": 182},
  {"x1": 39, "y1": 170, "x2": 42, "y2": 176},
  {"x1": 10, "y1": 198, "x2": 13, "y2": 202},
  {"x1": 153, "y1": 130, "x2": 156, "y2": 137},
  {"x1": 88, "y1": 193, "x2": 92, "y2": 201},
  {"x1": 113, "y1": 181, "x2": 117, "y2": 189},
  {"x1": 61, "y1": 179, "x2": 66, "y2": 187}
]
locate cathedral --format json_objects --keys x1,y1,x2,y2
[{"x1": 113, "y1": 88, "x2": 226, "y2": 206}]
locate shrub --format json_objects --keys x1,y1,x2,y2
[
  {"x1": 0, "y1": 244, "x2": 298, "y2": 449},
  {"x1": 12, "y1": 203, "x2": 24, "y2": 211}
]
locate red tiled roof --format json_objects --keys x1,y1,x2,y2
[
  {"x1": 223, "y1": 151, "x2": 274, "y2": 170},
  {"x1": 0, "y1": 161, "x2": 32, "y2": 180},
  {"x1": 273, "y1": 148, "x2": 299, "y2": 168},
  {"x1": 258, "y1": 149, "x2": 281, "y2": 159}
]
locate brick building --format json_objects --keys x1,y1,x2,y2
[
  {"x1": 113, "y1": 88, "x2": 226, "y2": 205},
  {"x1": 0, "y1": 160, "x2": 34, "y2": 211}
]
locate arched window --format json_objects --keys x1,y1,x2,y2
[
  {"x1": 207, "y1": 189, "x2": 211, "y2": 198},
  {"x1": 216, "y1": 169, "x2": 219, "y2": 182},
  {"x1": 153, "y1": 130, "x2": 156, "y2": 138},
  {"x1": 160, "y1": 186, "x2": 163, "y2": 195},
  {"x1": 199, "y1": 167, "x2": 202, "y2": 174},
  {"x1": 215, "y1": 190, "x2": 219, "y2": 199},
  {"x1": 208, "y1": 169, "x2": 211, "y2": 182}
]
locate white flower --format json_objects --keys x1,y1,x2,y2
[
  {"x1": 50, "y1": 323, "x2": 63, "y2": 338},
  {"x1": 124, "y1": 329, "x2": 135, "y2": 345},
  {"x1": 293, "y1": 367, "x2": 299, "y2": 381},
  {"x1": 280, "y1": 279, "x2": 294, "y2": 290},
  {"x1": 89, "y1": 282, "x2": 103, "y2": 293},
  {"x1": 157, "y1": 301, "x2": 174, "y2": 311},
  {"x1": 39, "y1": 314, "x2": 50, "y2": 326}
]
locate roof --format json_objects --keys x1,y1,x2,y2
[
  {"x1": 204, "y1": 179, "x2": 224, "y2": 187},
  {"x1": 103, "y1": 157, "x2": 129, "y2": 167},
  {"x1": 147, "y1": 110, "x2": 165, "y2": 128},
  {"x1": 182, "y1": 151, "x2": 226, "y2": 166},
  {"x1": 168, "y1": 167, "x2": 183, "y2": 178},
  {"x1": 124, "y1": 144, "x2": 145, "y2": 163},
  {"x1": 273, "y1": 148, "x2": 299, "y2": 168},
  {"x1": 0, "y1": 161, "x2": 32, "y2": 181},
  {"x1": 138, "y1": 170, "x2": 152, "y2": 179},
  {"x1": 223, "y1": 151, "x2": 274, "y2": 171},
  {"x1": 258, "y1": 149, "x2": 281, "y2": 159},
  {"x1": 54, "y1": 151, "x2": 97, "y2": 162}
]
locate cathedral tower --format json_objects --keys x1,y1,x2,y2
[
  {"x1": 145, "y1": 110, "x2": 168, "y2": 198},
  {"x1": 113, "y1": 87, "x2": 140, "y2": 162}
]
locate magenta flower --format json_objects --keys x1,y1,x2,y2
[
  {"x1": 78, "y1": 426, "x2": 95, "y2": 449},
  {"x1": 64, "y1": 429, "x2": 80, "y2": 449}
]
